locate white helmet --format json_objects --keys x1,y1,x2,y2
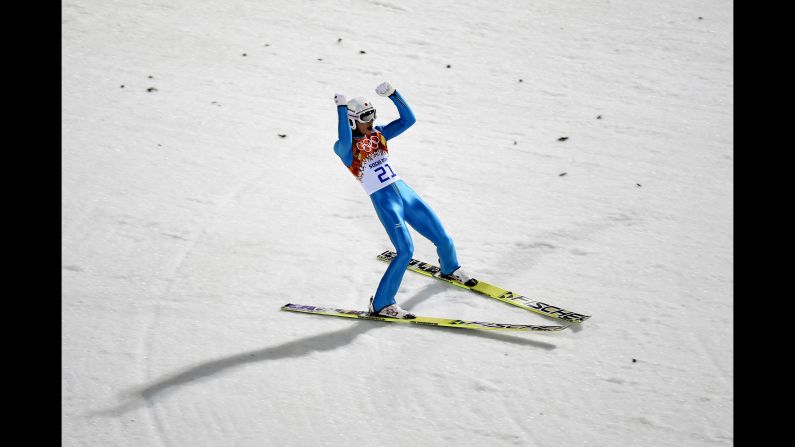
[{"x1": 347, "y1": 97, "x2": 377, "y2": 129}]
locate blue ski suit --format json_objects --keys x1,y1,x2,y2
[{"x1": 333, "y1": 91, "x2": 461, "y2": 312}]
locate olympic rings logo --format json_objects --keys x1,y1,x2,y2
[{"x1": 356, "y1": 134, "x2": 381, "y2": 153}]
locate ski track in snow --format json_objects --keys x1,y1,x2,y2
[{"x1": 63, "y1": 0, "x2": 732, "y2": 446}]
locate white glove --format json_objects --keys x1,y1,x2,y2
[
  {"x1": 334, "y1": 93, "x2": 347, "y2": 106},
  {"x1": 375, "y1": 82, "x2": 395, "y2": 97}
]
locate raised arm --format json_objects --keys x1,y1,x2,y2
[
  {"x1": 374, "y1": 82, "x2": 416, "y2": 141},
  {"x1": 333, "y1": 93, "x2": 353, "y2": 167}
]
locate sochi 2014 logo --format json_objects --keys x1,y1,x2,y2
[{"x1": 356, "y1": 134, "x2": 381, "y2": 153}]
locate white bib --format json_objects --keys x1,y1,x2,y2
[
  {"x1": 348, "y1": 132, "x2": 400, "y2": 195},
  {"x1": 359, "y1": 151, "x2": 400, "y2": 195}
]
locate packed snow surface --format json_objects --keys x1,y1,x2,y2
[{"x1": 62, "y1": 0, "x2": 733, "y2": 445}]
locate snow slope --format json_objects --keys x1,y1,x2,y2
[{"x1": 62, "y1": 0, "x2": 733, "y2": 445}]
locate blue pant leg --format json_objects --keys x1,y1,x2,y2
[
  {"x1": 370, "y1": 185, "x2": 415, "y2": 311},
  {"x1": 395, "y1": 181, "x2": 460, "y2": 275}
]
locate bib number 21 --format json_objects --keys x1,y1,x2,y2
[{"x1": 375, "y1": 164, "x2": 397, "y2": 183}]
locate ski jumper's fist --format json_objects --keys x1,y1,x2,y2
[{"x1": 375, "y1": 82, "x2": 395, "y2": 97}]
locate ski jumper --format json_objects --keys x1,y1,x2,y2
[{"x1": 333, "y1": 91, "x2": 461, "y2": 312}]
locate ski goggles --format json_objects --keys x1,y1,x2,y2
[{"x1": 351, "y1": 108, "x2": 377, "y2": 123}]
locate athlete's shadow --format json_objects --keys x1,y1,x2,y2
[
  {"x1": 86, "y1": 282, "x2": 556, "y2": 417},
  {"x1": 86, "y1": 323, "x2": 375, "y2": 417}
]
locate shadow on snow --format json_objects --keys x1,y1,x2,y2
[{"x1": 86, "y1": 282, "x2": 557, "y2": 417}]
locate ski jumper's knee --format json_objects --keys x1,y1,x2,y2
[{"x1": 393, "y1": 237, "x2": 414, "y2": 264}]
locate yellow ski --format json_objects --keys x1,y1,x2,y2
[
  {"x1": 281, "y1": 304, "x2": 568, "y2": 332},
  {"x1": 376, "y1": 250, "x2": 591, "y2": 324}
]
